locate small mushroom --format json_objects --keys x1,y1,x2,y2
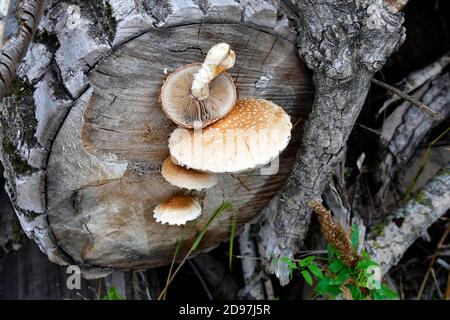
[
  {"x1": 153, "y1": 194, "x2": 201, "y2": 226},
  {"x1": 161, "y1": 157, "x2": 218, "y2": 191},
  {"x1": 168, "y1": 99, "x2": 292, "y2": 173},
  {"x1": 160, "y1": 43, "x2": 236, "y2": 128}
]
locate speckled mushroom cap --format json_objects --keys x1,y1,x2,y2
[
  {"x1": 168, "y1": 99, "x2": 292, "y2": 173},
  {"x1": 160, "y1": 63, "x2": 236, "y2": 128},
  {"x1": 161, "y1": 157, "x2": 218, "y2": 190},
  {"x1": 153, "y1": 194, "x2": 202, "y2": 225}
]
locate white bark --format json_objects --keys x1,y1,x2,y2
[{"x1": 367, "y1": 163, "x2": 450, "y2": 275}]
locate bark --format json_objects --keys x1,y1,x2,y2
[
  {"x1": 0, "y1": 0, "x2": 314, "y2": 275},
  {"x1": 378, "y1": 51, "x2": 450, "y2": 114},
  {"x1": 366, "y1": 163, "x2": 450, "y2": 275},
  {"x1": 260, "y1": 0, "x2": 407, "y2": 285},
  {"x1": 0, "y1": 0, "x2": 45, "y2": 99},
  {"x1": 238, "y1": 223, "x2": 275, "y2": 300},
  {"x1": 375, "y1": 72, "x2": 450, "y2": 201}
]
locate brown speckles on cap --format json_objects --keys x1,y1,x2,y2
[
  {"x1": 168, "y1": 99, "x2": 293, "y2": 173},
  {"x1": 153, "y1": 194, "x2": 202, "y2": 225},
  {"x1": 158, "y1": 194, "x2": 196, "y2": 210},
  {"x1": 210, "y1": 99, "x2": 286, "y2": 132}
]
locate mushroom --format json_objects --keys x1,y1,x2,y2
[
  {"x1": 168, "y1": 98, "x2": 292, "y2": 173},
  {"x1": 160, "y1": 43, "x2": 236, "y2": 128},
  {"x1": 161, "y1": 157, "x2": 218, "y2": 191},
  {"x1": 153, "y1": 194, "x2": 202, "y2": 226}
]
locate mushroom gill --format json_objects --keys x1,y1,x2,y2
[
  {"x1": 160, "y1": 43, "x2": 236, "y2": 128},
  {"x1": 161, "y1": 157, "x2": 218, "y2": 191}
]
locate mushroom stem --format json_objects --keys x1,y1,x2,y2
[{"x1": 191, "y1": 43, "x2": 236, "y2": 101}]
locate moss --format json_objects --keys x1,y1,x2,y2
[
  {"x1": 34, "y1": 29, "x2": 60, "y2": 52},
  {"x1": 2, "y1": 138, "x2": 33, "y2": 175},
  {"x1": 104, "y1": 0, "x2": 117, "y2": 42},
  {"x1": 441, "y1": 167, "x2": 450, "y2": 176},
  {"x1": 414, "y1": 190, "x2": 427, "y2": 205},
  {"x1": 1, "y1": 85, "x2": 38, "y2": 148},
  {"x1": 8, "y1": 78, "x2": 33, "y2": 98},
  {"x1": 369, "y1": 218, "x2": 389, "y2": 238},
  {"x1": 78, "y1": 0, "x2": 117, "y2": 43},
  {"x1": 11, "y1": 219, "x2": 26, "y2": 244}
]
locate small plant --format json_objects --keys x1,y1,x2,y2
[
  {"x1": 281, "y1": 200, "x2": 399, "y2": 300},
  {"x1": 283, "y1": 244, "x2": 398, "y2": 300},
  {"x1": 158, "y1": 202, "x2": 236, "y2": 300},
  {"x1": 102, "y1": 287, "x2": 124, "y2": 300}
]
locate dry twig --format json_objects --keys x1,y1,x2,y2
[{"x1": 371, "y1": 78, "x2": 440, "y2": 118}]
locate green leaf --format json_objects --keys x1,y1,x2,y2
[
  {"x1": 298, "y1": 255, "x2": 316, "y2": 267},
  {"x1": 102, "y1": 287, "x2": 124, "y2": 300},
  {"x1": 348, "y1": 285, "x2": 363, "y2": 300},
  {"x1": 158, "y1": 202, "x2": 235, "y2": 300},
  {"x1": 162, "y1": 238, "x2": 183, "y2": 300},
  {"x1": 327, "y1": 244, "x2": 336, "y2": 259},
  {"x1": 192, "y1": 202, "x2": 234, "y2": 250},
  {"x1": 316, "y1": 278, "x2": 330, "y2": 294},
  {"x1": 325, "y1": 285, "x2": 342, "y2": 298},
  {"x1": 280, "y1": 257, "x2": 298, "y2": 270},
  {"x1": 336, "y1": 268, "x2": 351, "y2": 283},
  {"x1": 371, "y1": 290, "x2": 386, "y2": 300},
  {"x1": 356, "y1": 259, "x2": 378, "y2": 270},
  {"x1": 380, "y1": 284, "x2": 399, "y2": 299},
  {"x1": 228, "y1": 206, "x2": 237, "y2": 271},
  {"x1": 307, "y1": 263, "x2": 324, "y2": 279},
  {"x1": 329, "y1": 259, "x2": 345, "y2": 274},
  {"x1": 301, "y1": 270, "x2": 313, "y2": 286},
  {"x1": 351, "y1": 223, "x2": 359, "y2": 250}
]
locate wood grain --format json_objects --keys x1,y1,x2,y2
[{"x1": 47, "y1": 23, "x2": 313, "y2": 269}]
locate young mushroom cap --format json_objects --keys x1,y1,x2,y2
[
  {"x1": 161, "y1": 63, "x2": 236, "y2": 128},
  {"x1": 168, "y1": 99, "x2": 292, "y2": 173},
  {"x1": 161, "y1": 157, "x2": 218, "y2": 190},
  {"x1": 153, "y1": 194, "x2": 202, "y2": 226}
]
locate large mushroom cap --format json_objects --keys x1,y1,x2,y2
[
  {"x1": 161, "y1": 63, "x2": 236, "y2": 128},
  {"x1": 168, "y1": 99, "x2": 292, "y2": 173},
  {"x1": 153, "y1": 194, "x2": 202, "y2": 225},
  {"x1": 161, "y1": 157, "x2": 218, "y2": 190}
]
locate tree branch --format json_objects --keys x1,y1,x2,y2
[
  {"x1": 375, "y1": 73, "x2": 450, "y2": 201},
  {"x1": 0, "y1": 0, "x2": 46, "y2": 100},
  {"x1": 366, "y1": 163, "x2": 450, "y2": 275},
  {"x1": 260, "y1": 0, "x2": 407, "y2": 285}
]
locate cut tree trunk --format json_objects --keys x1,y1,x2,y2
[{"x1": 0, "y1": 0, "x2": 313, "y2": 275}]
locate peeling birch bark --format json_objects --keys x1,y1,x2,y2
[
  {"x1": 260, "y1": 0, "x2": 407, "y2": 285},
  {"x1": 0, "y1": 0, "x2": 46, "y2": 99}
]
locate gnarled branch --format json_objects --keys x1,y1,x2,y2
[{"x1": 260, "y1": 0, "x2": 407, "y2": 285}]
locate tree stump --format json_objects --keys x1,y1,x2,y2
[{"x1": 1, "y1": 1, "x2": 313, "y2": 272}]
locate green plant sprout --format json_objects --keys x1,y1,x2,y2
[
  {"x1": 102, "y1": 287, "x2": 124, "y2": 300},
  {"x1": 158, "y1": 201, "x2": 236, "y2": 300},
  {"x1": 281, "y1": 224, "x2": 399, "y2": 300}
]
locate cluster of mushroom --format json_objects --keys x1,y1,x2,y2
[{"x1": 154, "y1": 43, "x2": 292, "y2": 226}]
